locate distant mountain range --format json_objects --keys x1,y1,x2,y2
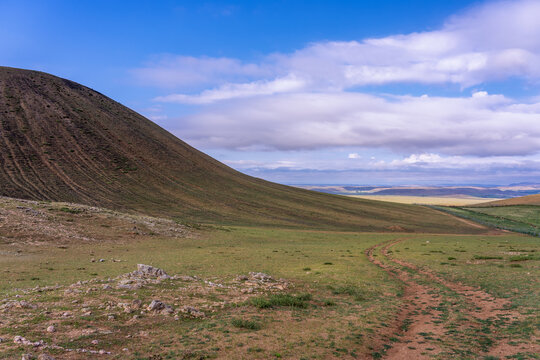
[{"x1": 297, "y1": 185, "x2": 540, "y2": 199}]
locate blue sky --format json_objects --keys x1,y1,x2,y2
[{"x1": 2, "y1": 0, "x2": 540, "y2": 185}]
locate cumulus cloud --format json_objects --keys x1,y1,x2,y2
[
  {"x1": 132, "y1": 0, "x2": 540, "y2": 181},
  {"x1": 139, "y1": 0, "x2": 540, "y2": 101},
  {"x1": 155, "y1": 74, "x2": 306, "y2": 104},
  {"x1": 176, "y1": 92, "x2": 540, "y2": 157}
]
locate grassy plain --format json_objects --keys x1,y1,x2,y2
[
  {"x1": 349, "y1": 195, "x2": 499, "y2": 206},
  {"x1": 435, "y1": 205, "x2": 540, "y2": 237},
  {"x1": 1, "y1": 199, "x2": 539, "y2": 359}
]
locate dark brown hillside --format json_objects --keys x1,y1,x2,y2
[{"x1": 0, "y1": 66, "x2": 483, "y2": 232}]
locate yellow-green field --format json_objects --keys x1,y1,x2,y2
[{"x1": 349, "y1": 195, "x2": 499, "y2": 206}]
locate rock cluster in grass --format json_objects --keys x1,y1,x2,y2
[
  {"x1": 1, "y1": 265, "x2": 294, "y2": 356},
  {"x1": 13, "y1": 335, "x2": 112, "y2": 355},
  {"x1": 0, "y1": 300, "x2": 38, "y2": 312},
  {"x1": 115, "y1": 264, "x2": 171, "y2": 290},
  {"x1": 236, "y1": 272, "x2": 288, "y2": 292}
]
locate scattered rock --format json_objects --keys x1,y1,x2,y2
[
  {"x1": 91, "y1": 339, "x2": 99, "y2": 345},
  {"x1": 161, "y1": 305, "x2": 174, "y2": 315},
  {"x1": 0, "y1": 300, "x2": 38, "y2": 311},
  {"x1": 147, "y1": 300, "x2": 165, "y2": 311},
  {"x1": 46, "y1": 325, "x2": 55, "y2": 333},
  {"x1": 17, "y1": 300, "x2": 38, "y2": 309},
  {"x1": 131, "y1": 299, "x2": 142, "y2": 309},
  {"x1": 102, "y1": 284, "x2": 112, "y2": 290},
  {"x1": 14, "y1": 335, "x2": 44, "y2": 347},
  {"x1": 180, "y1": 306, "x2": 205, "y2": 318},
  {"x1": 21, "y1": 354, "x2": 34, "y2": 360},
  {"x1": 177, "y1": 275, "x2": 198, "y2": 281},
  {"x1": 99, "y1": 259, "x2": 105, "y2": 263},
  {"x1": 205, "y1": 280, "x2": 224, "y2": 288},
  {"x1": 37, "y1": 354, "x2": 55, "y2": 360},
  {"x1": 136, "y1": 264, "x2": 169, "y2": 279},
  {"x1": 249, "y1": 272, "x2": 274, "y2": 282}
]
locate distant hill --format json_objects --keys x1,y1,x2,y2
[
  {"x1": 0, "y1": 66, "x2": 483, "y2": 233},
  {"x1": 472, "y1": 194, "x2": 540, "y2": 207},
  {"x1": 298, "y1": 185, "x2": 540, "y2": 198}
]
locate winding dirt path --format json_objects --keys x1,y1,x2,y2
[{"x1": 366, "y1": 237, "x2": 539, "y2": 359}]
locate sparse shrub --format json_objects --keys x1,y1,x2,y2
[
  {"x1": 302, "y1": 267, "x2": 311, "y2": 271},
  {"x1": 473, "y1": 255, "x2": 503, "y2": 260},
  {"x1": 231, "y1": 318, "x2": 261, "y2": 330},
  {"x1": 447, "y1": 257, "x2": 456, "y2": 260},
  {"x1": 59, "y1": 207, "x2": 82, "y2": 214},
  {"x1": 251, "y1": 294, "x2": 309, "y2": 309},
  {"x1": 509, "y1": 264, "x2": 522, "y2": 268},
  {"x1": 324, "y1": 262, "x2": 333, "y2": 265},
  {"x1": 296, "y1": 293, "x2": 312, "y2": 301},
  {"x1": 509, "y1": 255, "x2": 535, "y2": 262}
]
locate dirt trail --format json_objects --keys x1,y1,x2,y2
[
  {"x1": 366, "y1": 238, "x2": 539, "y2": 359},
  {"x1": 366, "y1": 240, "x2": 445, "y2": 358},
  {"x1": 428, "y1": 208, "x2": 488, "y2": 229}
]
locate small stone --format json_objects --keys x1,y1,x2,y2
[
  {"x1": 46, "y1": 325, "x2": 56, "y2": 333},
  {"x1": 102, "y1": 284, "x2": 112, "y2": 290},
  {"x1": 91, "y1": 339, "x2": 99, "y2": 345},
  {"x1": 174, "y1": 315, "x2": 180, "y2": 321},
  {"x1": 37, "y1": 355, "x2": 56, "y2": 360},
  {"x1": 161, "y1": 305, "x2": 174, "y2": 315},
  {"x1": 107, "y1": 315, "x2": 115, "y2": 320},
  {"x1": 98, "y1": 350, "x2": 106, "y2": 355},
  {"x1": 99, "y1": 259, "x2": 105, "y2": 263},
  {"x1": 180, "y1": 306, "x2": 205, "y2": 318},
  {"x1": 122, "y1": 348, "x2": 129, "y2": 352},
  {"x1": 21, "y1": 354, "x2": 34, "y2": 360},
  {"x1": 90, "y1": 258, "x2": 96, "y2": 263},
  {"x1": 131, "y1": 299, "x2": 142, "y2": 309}
]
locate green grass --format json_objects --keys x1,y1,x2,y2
[
  {"x1": 251, "y1": 293, "x2": 312, "y2": 309},
  {"x1": 390, "y1": 234, "x2": 540, "y2": 308},
  {"x1": 432, "y1": 205, "x2": 540, "y2": 236},
  {"x1": 0, "y1": 197, "x2": 538, "y2": 359},
  {"x1": 231, "y1": 318, "x2": 262, "y2": 330}
]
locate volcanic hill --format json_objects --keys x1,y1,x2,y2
[{"x1": 0, "y1": 66, "x2": 482, "y2": 232}]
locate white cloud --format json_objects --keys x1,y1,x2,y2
[
  {"x1": 401, "y1": 154, "x2": 442, "y2": 164},
  {"x1": 348, "y1": 153, "x2": 361, "y2": 159},
  {"x1": 155, "y1": 74, "x2": 306, "y2": 104},
  {"x1": 141, "y1": 0, "x2": 540, "y2": 101},
  {"x1": 176, "y1": 92, "x2": 540, "y2": 157}
]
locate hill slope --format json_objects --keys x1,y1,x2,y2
[
  {"x1": 472, "y1": 194, "x2": 540, "y2": 207},
  {"x1": 0, "y1": 66, "x2": 482, "y2": 232}
]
